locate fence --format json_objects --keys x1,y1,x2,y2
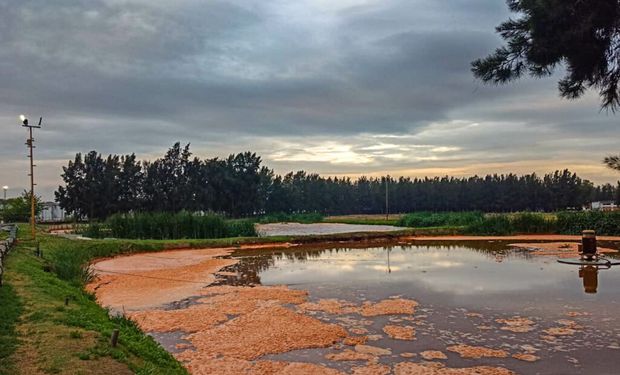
[{"x1": 0, "y1": 224, "x2": 18, "y2": 287}]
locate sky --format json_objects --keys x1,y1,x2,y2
[{"x1": 1, "y1": 0, "x2": 618, "y2": 200}]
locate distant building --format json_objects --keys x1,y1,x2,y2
[
  {"x1": 38, "y1": 202, "x2": 67, "y2": 222},
  {"x1": 588, "y1": 200, "x2": 618, "y2": 211}
]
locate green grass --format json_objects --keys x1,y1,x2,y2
[
  {"x1": 323, "y1": 214, "x2": 403, "y2": 226},
  {"x1": 84, "y1": 211, "x2": 257, "y2": 240},
  {"x1": 0, "y1": 284, "x2": 22, "y2": 375},
  {"x1": 256, "y1": 212, "x2": 324, "y2": 224},
  {"x1": 0, "y1": 226, "x2": 188, "y2": 375},
  {"x1": 397, "y1": 211, "x2": 485, "y2": 228},
  {"x1": 556, "y1": 211, "x2": 620, "y2": 235}
]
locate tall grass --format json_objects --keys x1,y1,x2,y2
[
  {"x1": 465, "y1": 211, "x2": 620, "y2": 235},
  {"x1": 556, "y1": 211, "x2": 620, "y2": 235},
  {"x1": 86, "y1": 211, "x2": 257, "y2": 240},
  {"x1": 397, "y1": 211, "x2": 484, "y2": 228},
  {"x1": 464, "y1": 213, "x2": 555, "y2": 235},
  {"x1": 257, "y1": 212, "x2": 324, "y2": 224}
]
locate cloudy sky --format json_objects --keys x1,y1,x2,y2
[{"x1": 1, "y1": 0, "x2": 618, "y2": 200}]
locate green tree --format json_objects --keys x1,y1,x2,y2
[
  {"x1": 472, "y1": 0, "x2": 620, "y2": 109},
  {"x1": 1, "y1": 190, "x2": 43, "y2": 222},
  {"x1": 605, "y1": 155, "x2": 620, "y2": 171},
  {"x1": 473, "y1": 0, "x2": 620, "y2": 173}
]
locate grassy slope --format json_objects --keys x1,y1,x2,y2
[{"x1": 0, "y1": 227, "x2": 187, "y2": 375}]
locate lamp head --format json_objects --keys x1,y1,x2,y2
[
  {"x1": 19, "y1": 114, "x2": 28, "y2": 126},
  {"x1": 2, "y1": 186, "x2": 7, "y2": 190}
]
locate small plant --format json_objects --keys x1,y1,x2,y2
[{"x1": 70, "y1": 330, "x2": 83, "y2": 339}]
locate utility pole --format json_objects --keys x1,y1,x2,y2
[
  {"x1": 21, "y1": 115, "x2": 42, "y2": 240},
  {"x1": 385, "y1": 175, "x2": 389, "y2": 221}
]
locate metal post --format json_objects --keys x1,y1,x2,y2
[
  {"x1": 21, "y1": 115, "x2": 42, "y2": 240},
  {"x1": 28, "y1": 126, "x2": 36, "y2": 240},
  {"x1": 111, "y1": 329, "x2": 120, "y2": 347},
  {"x1": 385, "y1": 175, "x2": 389, "y2": 221}
]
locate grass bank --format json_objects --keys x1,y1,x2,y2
[{"x1": 0, "y1": 226, "x2": 187, "y2": 375}]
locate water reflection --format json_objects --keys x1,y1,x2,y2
[
  {"x1": 579, "y1": 266, "x2": 598, "y2": 294},
  {"x1": 224, "y1": 241, "x2": 620, "y2": 299}
]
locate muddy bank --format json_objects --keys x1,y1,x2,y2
[
  {"x1": 86, "y1": 238, "x2": 620, "y2": 375},
  {"x1": 87, "y1": 244, "x2": 517, "y2": 375}
]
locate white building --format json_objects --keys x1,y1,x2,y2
[
  {"x1": 38, "y1": 202, "x2": 67, "y2": 222},
  {"x1": 590, "y1": 200, "x2": 618, "y2": 211}
]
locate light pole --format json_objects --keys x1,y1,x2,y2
[
  {"x1": 385, "y1": 175, "x2": 390, "y2": 221},
  {"x1": 21, "y1": 115, "x2": 43, "y2": 240},
  {"x1": 1, "y1": 186, "x2": 7, "y2": 212}
]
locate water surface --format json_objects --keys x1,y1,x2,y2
[{"x1": 222, "y1": 241, "x2": 620, "y2": 374}]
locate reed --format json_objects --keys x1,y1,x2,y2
[{"x1": 87, "y1": 211, "x2": 257, "y2": 240}]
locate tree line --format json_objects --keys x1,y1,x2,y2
[{"x1": 55, "y1": 143, "x2": 620, "y2": 220}]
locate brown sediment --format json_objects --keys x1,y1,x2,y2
[
  {"x1": 465, "y1": 312, "x2": 483, "y2": 318},
  {"x1": 400, "y1": 352, "x2": 417, "y2": 358},
  {"x1": 495, "y1": 317, "x2": 535, "y2": 333},
  {"x1": 508, "y1": 242, "x2": 617, "y2": 258},
  {"x1": 354, "y1": 344, "x2": 392, "y2": 356},
  {"x1": 178, "y1": 356, "x2": 344, "y2": 375},
  {"x1": 349, "y1": 327, "x2": 370, "y2": 335},
  {"x1": 182, "y1": 305, "x2": 346, "y2": 360},
  {"x1": 130, "y1": 285, "x2": 309, "y2": 333},
  {"x1": 197, "y1": 285, "x2": 308, "y2": 313},
  {"x1": 420, "y1": 350, "x2": 448, "y2": 360},
  {"x1": 543, "y1": 327, "x2": 577, "y2": 336},
  {"x1": 360, "y1": 298, "x2": 418, "y2": 316},
  {"x1": 394, "y1": 362, "x2": 515, "y2": 375},
  {"x1": 383, "y1": 325, "x2": 415, "y2": 340},
  {"x1": 298, "y1": 299, "x2": 358, "y2": 315},
  {"x1": 130, "y1": 304, "x2": 228, "y2": 333},
  {"x1": 351, "y1": 364, "x2": 391, "y2": 375},
  {"x1": 343, "y1": 336, "x2": 368, "y2": 346},
  {"x1": 512, "y1": 353, "x2": 540, "y2": 362},
  {"x1": 565, "y1": 311, "x2": 590, "y2": 317},
  {"x1": 447, "y1": 344, "x2": 509, "y2": 359},
  {"x1": 555, "y1": 319, "x2": 582, "y2": 329},
  {"x1": 86, "y1": 248, "x2": 239, "y2": 310},
  {"x1": 539, "y1": 334, "x2": 558, "y2": 343},
  {"x1": 325, "y1": 349, "x2": 376, "y2": 361}
]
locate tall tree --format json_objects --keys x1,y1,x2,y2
[{"x1": 473, "y1": 0, "x2": 620, "y2": 173}]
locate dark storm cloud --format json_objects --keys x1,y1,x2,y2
[{"x1": 0, "y1": 0, "x2": 618, "y2": 199}]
